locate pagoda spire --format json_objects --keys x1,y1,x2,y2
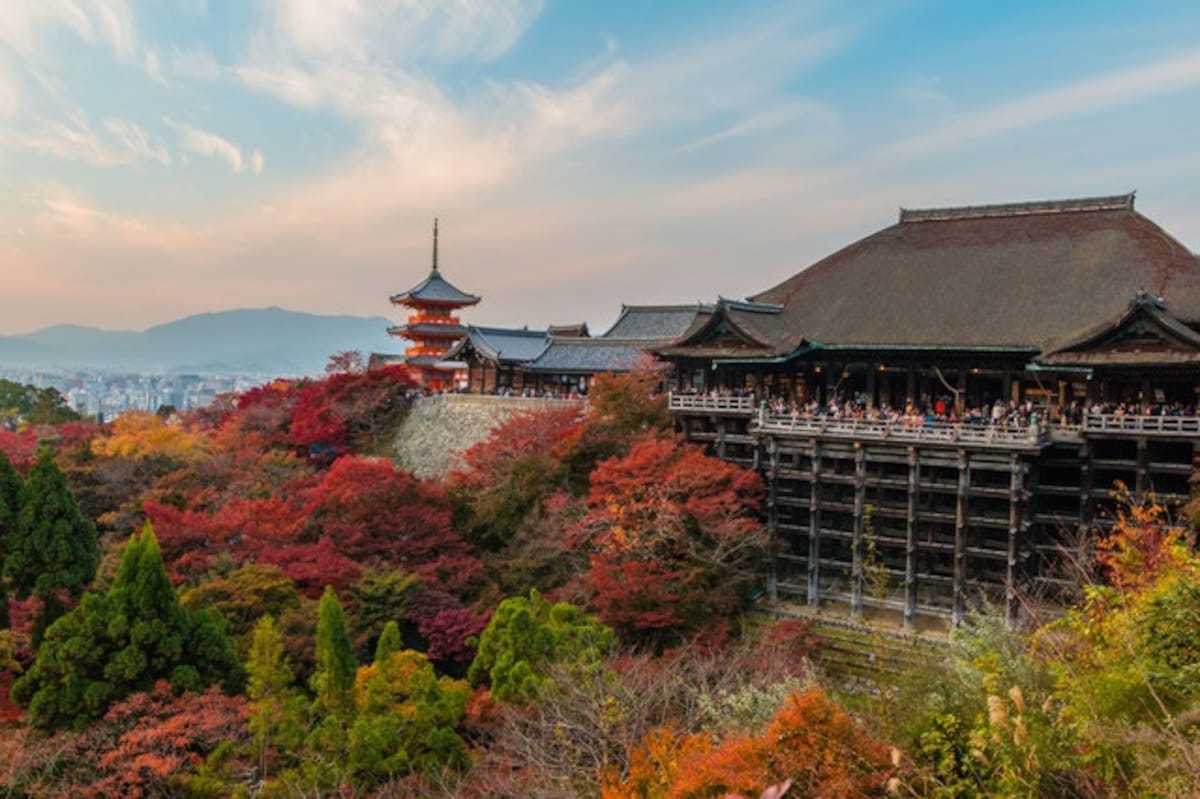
[{"x1": 432, "y1": 218, "x2": 439, "y2": 273}]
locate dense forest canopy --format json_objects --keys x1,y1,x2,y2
[{"x1": 0, "y1": 358, "x2": 1197, "y2": 797}]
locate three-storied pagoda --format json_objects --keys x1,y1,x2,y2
[{"x1": 388, "y1": 219, "x2": 480, "y2": 389}]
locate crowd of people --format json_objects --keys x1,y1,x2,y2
[
  {"x1": 680, "y1": 387, "x2": 1199, "y2": 430},
  {"x1": 763, "y1": 394, "x2": 1043, "y2": 429}
]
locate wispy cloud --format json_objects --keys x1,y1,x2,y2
[
  {"x1": 259, "y1": 0, "x2": 544, "y2": 66},
  {"x1": 165, "y1": 119, "x2": 247, "y2": 173},
  {"x1": 21, "y1": 115, "x2": 169, "y2": 167},
  {"x1": 674, "y1": 100, "x2": 840, "y2": 155},
  {"x1": 0, "y1": 0, "x2": 138, "y2": 60},
  {"x1": 869, "y1": 48, "x2": 1200, "y2": 169}
]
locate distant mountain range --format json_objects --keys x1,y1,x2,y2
[{"x1": 0, "y1": 307, "x2": 401, "y2": 376}]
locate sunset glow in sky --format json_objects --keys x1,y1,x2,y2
[{"x1": 2, "y1": 1, "x2": 1199, "y2": 336}]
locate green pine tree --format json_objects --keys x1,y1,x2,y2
[
  {"x1": 373, "y1": 620, "x2": 402, "y2": 665},
  {"x1": 5, "y1": 447, "x2": 98, "y2": 640},
  {"x1": 0, "y1": 450, "x2": 22, "y2": 628},
  {"x1": 468, "y1": 588, "x2": 615, "y2": 705},
  {"x1": 12, "y1": 523, "x2": 242, "y2": 730},
  {"x1": 311, "y1": 586, "x2": 356, "y2": 719}
]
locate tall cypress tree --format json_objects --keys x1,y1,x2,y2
[
  {"x1": 5, "y1": 447, "x2": 98, "y2": 639},
  {"x1": 12, "y1": 523, "x2": 241, "y2": 730},
  {"x1": 0, "y1": 450, "x2": 22, "y2": 628},
  {"x1": 311, "y1": 586, "x2": 356, "y2": 719}
]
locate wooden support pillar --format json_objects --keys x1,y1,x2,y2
[
  {"x1": 904, "y1": 446, "x2": 920, "y2": 630},
  {"x1": 866, "y1": 368, "x2": 877, "y2": 408},
  {"x1": 1003, "y1": 371, "x2": 1013, "y2": 404},
  {"x1": 1135, "y1": 437, "x2": 1150, "y2": 497},
  {"x1": 1079, "y1": 441, "x2": 1094, "y2": 528},
  {"x1": 808, "y1": 442, "x2": 822, "y2": 608},
  {"x1": 716, "y1": 420, "x2": 727, "y2": 460},
  {"x1": 1006, "y1": 456, "x2": 1025, "y2": 626},
  {"x1": 766, "y1": 438, "x2": 779, "y2": 601},
  {"x1": 956, "y1": 369, "x2": 967, "y2": 415},
  {"x1": 954, "y1": 450, "x2": 970, "y2": 627},
  {"x1": 851, "y1": 444, "x2": 866, "y2": 616},
  {"x1": 906, "y1": 369, "x2": 916, "y2": 406}
]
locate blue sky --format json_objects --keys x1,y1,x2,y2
[{"x1": 1, "y1": 1, "x2": 1199, "y2": 339}]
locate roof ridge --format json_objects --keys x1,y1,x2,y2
[
  {"x1": 473, "y1": 325, "x2": 545, "y2": 336},
  {"x1": 899, "y1": 192, "x2": 1135, "y2": 223}
]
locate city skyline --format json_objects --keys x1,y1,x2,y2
[{"x1": 2, "y1": 1, "x2": 1200, "y2": 336}]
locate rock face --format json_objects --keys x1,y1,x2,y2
[{"x1": 393, "y1": 394, "x2": 583, "y2": 480}]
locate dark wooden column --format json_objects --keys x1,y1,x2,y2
[
  {"x1": 906, "y1": 369, "x2": 917, "y2": 406},
  {"x1": 851, "y1": 444, "x2": 867, "y2": 616},
  {"x1": 766, "y1": 437, "x2": 779, "y2": 601},
  {"x1": 807, "y1": 441, "x2": 822, "y2": 608},
  {"x1": 715, "y1": 419, "x2": 726, "y2": 459},
  {"x1": 954, "y1": 449, "x2": 971, "y2": 626},
  {"x1": 1135, "y1": 437, "x2": 1150, "y2": 496},
  {"x1": 904, "y1": 446, "x2": 920, "y2": 629},
  {"x1": 1079, "y1": 440, "x2": 1094, "y2": 528},
  {"x1": 1006, "y1": 455, "x2": 1026, "y2": 626}
]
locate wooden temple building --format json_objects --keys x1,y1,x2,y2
[
  {"x1": 658, "y1": 193, "x2": 1200, "y2": 627},
  {"x1": 387, "y1": 220, "x2": 480, "y2": 389},
  {"x1": 446, "y1": 304, "x2": 711, "y2": 395}
]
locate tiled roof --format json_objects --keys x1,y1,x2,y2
[
  {"x1": 601, "y1": 303, "x2": 714, "y2": 340},
  {"x1": 448, "y1": 325, "x2": 549, "y2": 364},
  {"x1": 390, "y1": 268, "x2": 481, "y2": 306},
  {"x1": 711, "y1": 193, "x2": 1200, "y2": 354},
  {"x1": 527, "y1": 338, "x2": 652, "y2": 374},
  {"x1": 388, "y1": 322, "x2": 468, "y2": 339}
]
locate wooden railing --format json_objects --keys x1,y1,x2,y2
[
  {"x1": 668, "y1": 393, "x2": 756, "y2": 414},
  {"x1": 754, "y1": 414, "x2": 1047, "y2": 449},
  {"x1": 668, "y1": 393, "x2": 1200, "y2": 441},
  {"x1": 1082, "y1": 413, "x2": 1200, "y2": 436}
]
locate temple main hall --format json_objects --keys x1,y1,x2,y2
[{"x1": 660, "y1": 193, "x2": 1200, "y2": 627}]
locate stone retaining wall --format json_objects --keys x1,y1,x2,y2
[{"x1": 393, "y1": 394, "x2": 584, "y2": 480}]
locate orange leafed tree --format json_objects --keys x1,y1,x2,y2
[
  {"x1": 602, "y1": 688, "x2": 893, "y2": 799},
  {"x1": 571, "y1": 434, "x2": 766, "y2": 644}
]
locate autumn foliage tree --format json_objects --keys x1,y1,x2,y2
[
  {"x1": 449, "y1": 405, "x2": 585, "y2": 550},
  {"x1": 602, "y1": 687, "x2": 893, "y2": 799},
  {"x1": 571, "y1": 435, "x2": 766, "y2": 645}
]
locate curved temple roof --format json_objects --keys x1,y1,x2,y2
[
  {"x1": 666, "y1": 193, "x2": 1200, "y2": 358},
  {"x1": 390, "y1": 219, "x2": 481, "y2": 307}
]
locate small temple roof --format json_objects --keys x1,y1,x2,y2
[
  {"x1": 1036, "y1": 291, "x2": 1200, "y2": 367},
  {"x1": 527, "y1": 337, "x2": 654, "y2": 374},
  {"x1": 447, "y1": 325, "x2": 549, "y2": 364},
  {"x1": 601, "y1": 303, "x2": 714, "y2": 340},
  {"x1": 390, "y1": 219, "x2": 481, "y2": 307}
]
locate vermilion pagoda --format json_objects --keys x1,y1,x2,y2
[{"x1": 388, "y1": 220, "x2": 480, "y2": 389}]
